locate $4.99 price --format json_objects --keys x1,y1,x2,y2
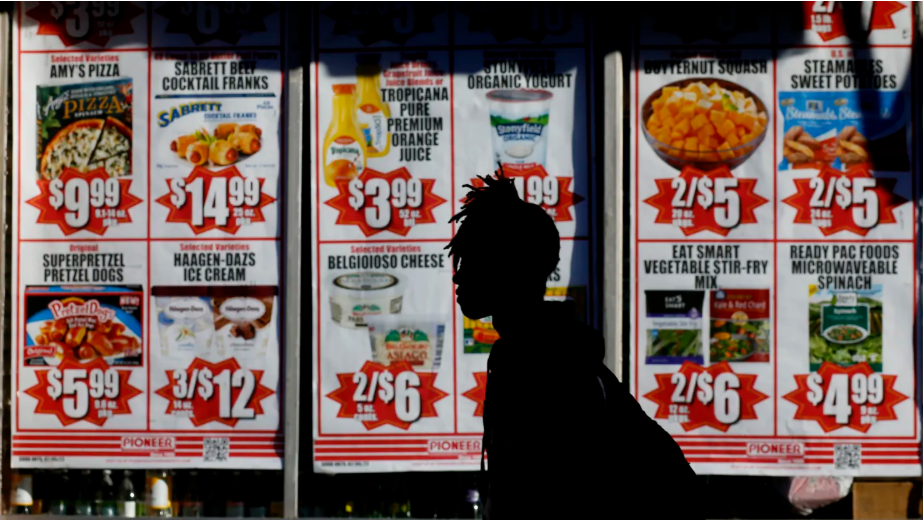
[
  {"x1": 46, "y1": 367, "x2": 120, "y2": 420},
  {"x1": 169, "y1": 176, "x2": 262, "y2": 227},
  {"x1": 171, "y1": 367, "x2": 258, "y2": 420},
  {"x1": 806, "y1": 372, "x2": 883, "y2": 425},
  {"x1": 49, "y1": 177, "x2": 122, "y2": 228},
  {"x1": 807, "y1": 176, "x2": 878, "y2": 228},
  {"x1": 671, "y1": 176, "x2": 740, "y2": 228},
  {"x1": 669, "y1": 371, "x2": 741, "y2": 424},
  {"x1": 348, "y1": 178, "x2": 423, "y2": 230},
  {"x1": 352, "y1": 369, "x2": 422, "y2": 423}
]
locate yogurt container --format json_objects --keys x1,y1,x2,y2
[
  {"x1": 328, "y1": 272, "x2": 404, "y2": 328},
  {"x1": 487, "y1": 89, "x2": 553, "y2": 170},
  {"x1": 365, "y1": 315, "x2": 446, "y2": 371}
]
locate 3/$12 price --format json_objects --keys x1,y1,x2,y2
[
  {"x1": 808, "y1": 177, "x2": 879, "y2": 228},
  {"x1": 48, "y1": 177, "x2": 121, "y2": 228},
  {"x1": 671, "y1": 177, "x2": 740, "y2": 228},
  {"x1": 806, "y1": 372, "x2": 884, "y2": 424},
  {"x1": 169, "y1": 176, "x2": 262, "y2": 227},
  {"x1": 46, "y1": 368, "x2": 120, "y2": 419},
  {"x1": 172, "y1": 367, "x2": 257, "y2": 419},
  {"x1": 352, "y1": 370, "x2": 422, "y2": 423},
  {"x1": 670, "y1": 371, "x2": 742, "y2": 424}
]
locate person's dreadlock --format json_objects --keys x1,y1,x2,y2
[{"x1": 446, "y1": 167, "x2": 560, "y2": 282}]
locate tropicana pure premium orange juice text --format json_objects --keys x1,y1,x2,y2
[{"x1": 323, "y1": 84, "x2": 365, "y2": 187}]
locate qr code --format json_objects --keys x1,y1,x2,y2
[
  {"x1": 834, "y1": 444, "x2": 861, "y2": 470},
  {"x1": 203, "y1": 438, "x2": 229, "y2": 462}
]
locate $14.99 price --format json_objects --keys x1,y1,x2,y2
[{"x1": 169, "y1": 176, "x2": 262, "y2": 228}]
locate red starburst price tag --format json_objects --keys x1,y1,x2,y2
[
  {"x1": 805, "y1": 1, "x2": 906, "y2": 42},
  {"x1": 23, "y1": 357, "x2": 142, "y2": 427},
  {"x1": 154, "y1": 358, "x2": 276, "y2": 427},
  {"x1": 27, "y1": 2, "x2": 145, "y2": 47},
  {"x1": 782, "y1": 165, "x2": 907, "y2": 236},
  {"x1": 154, "y1": 2, "x2": 279, "y2": 45},
  {"x1": 326, "y1": 361, "x2": 448, "y2": 430},
  {"x1": 325, "y1": 168, "x2": 446, "y2": 237},
  {"x1": 783, "y1": 362, "x2": 908, "y2": 433},
  {"x1": 156, "y1": 166, "x2": 276, "y2": 235},
  {"x1": 462, "y1": 371, "x2": 488, "y2": 417},
  {"x1": 643, "y1": 362, "x2": 768, "y2": 432},
  {"x1": 645, "y1": 165, "x2": 768, "y2": 236},
  {"x1": 462, "y1": 166, "x2": 583, "y2": 223},
  {"x1": 26, "y1": 168, "x2": 142, "y2": 236}
]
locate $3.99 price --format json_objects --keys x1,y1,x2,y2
[
  {"x1": 171, "y1": 367, "x2": 258, "y2": 420},
  {"x1": 348, "y1": 178, "x2": 423, "y2": 230},
  {"x1": 807, "y1": 176, "x2": 878, "y2": 228},
  {"x1": 169, "y1": 176, "x2": 262, "y2": 227},
  {"x1": 671, "y1": 176, "x2": 740, "y2": 228},
  {"x1": 669, "y1": 371, "x2": 741, "y2": 424},
  {"x1": 806, "y1": 372, "x2": 883, "y2": 425},
  {"x1": 46, "y1": 367, "x2": 120, "y2": 420},
  {"x1": 352, "y1": 369, "x2": 422, "y2": 423},
  {"x1": 48, "y1": 177, "x2": 122, "y2": 228}
]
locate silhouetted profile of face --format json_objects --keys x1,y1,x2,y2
[{"x1": 447, "y1": 172, "x2": 560, "y2": 320}]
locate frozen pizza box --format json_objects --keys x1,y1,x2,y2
[{"x1": 36, "y1": 79, "x2": 133, "y2": 180}]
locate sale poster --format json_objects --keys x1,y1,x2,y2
[
  {"x1": 311, "y1": 2, "x2": 596, "y2": 472},
  {"x1": 12, "y1": 2, "x2": 286, "y2": 469},
  {"x1": 630, "y1": 2, "x2": 920, "y2": 475}
]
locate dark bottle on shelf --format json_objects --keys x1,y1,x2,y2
[
  {"x1": 96, "y1": 469, "x2": 118, "y2": 517},
  {"x1": 459, "y1": 484, "x2": 482, "y2": 519},
  {"x1": 246, "y1": 471, "x2": 267, "y2": 518},
  {"x1": 74, "y1": 469, "x2": 95, "y2": 516},
  {"x1": 225, "y1": 471, "x2": 245, "y2": 518},
  {"x1": 10, "y1": 469, "x2": 34, "y2": 514},
  {"x1": 118, "y1": 470, "x2": 138, "y2": 518},
  {"x1": 44, "y1": 469, "x2": 71, "y2": 515}
]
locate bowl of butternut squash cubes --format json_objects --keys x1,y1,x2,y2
[{"x1": 642, "y1": 78, "x2": 769, "y2": 170}]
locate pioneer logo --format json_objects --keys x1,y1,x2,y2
[
  {"x1": 121, "y1": 436, "x2": 175, "y2": 451},
  {"x1": 428, "y1": 439, "x2": 481, "y2": 454},
  {"x1": 747, "y1": 441, "x2": 804, "y2": 458}
]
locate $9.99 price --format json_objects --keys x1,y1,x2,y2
[
  {"x1": 352, "y1": 370, "x2": 422, "y2": 423},
  {"x1": 669, "y1": 370, "x2": 741, "y2": 424},
  {"x1": 171, "y1": 367, "x2": 257, "y2": 420},
  {"x1": 46, "y1": 367, "x2": 120, "y2": 420},
  {"x1": 49, "y1": 177, "x2": 122, "y2": 228},
  {"x1": 169, "y1": 176, "x2": 262, "y2": 227}
]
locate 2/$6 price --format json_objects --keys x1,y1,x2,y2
[
  {"x1": 48, "y1": 177, "x2": 121, "y2": 228},
  {"x1": 170, "y1": 176, "x2": 262, "y2": 227},
  {"x1": 807, "y1": 372, "x2": 884, "y2": 424},
  {"x1": 353, "y1": 370, "x2": 422, "y2": 423},
  {"x1": 172, "y1": 367, "x2": 258, "y2": 420},
  {"x1": 670, "y1": 371, "x2": 742, "y2": 424},
  {"x1": 671, "y1": 177, "x2": 740, "y2": 228},
  {"x1": 809, "y1": 176, "x2": 879, "y2": 228},
  {"x1": 46, "y1": 367, "x2": 120, "y2": 420}
]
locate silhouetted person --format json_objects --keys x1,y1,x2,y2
[{"x1": 447, "y1": 170, "x2": 703, "y2": 519}]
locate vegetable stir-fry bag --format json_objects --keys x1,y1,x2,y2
[{"x1": 644, "y1": 290, "x2": 705, "y2": 364}]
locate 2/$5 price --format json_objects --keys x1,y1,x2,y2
[
  {"x1": 46, "y1": 367, "x2": 120, "y2": 420},
  {"x1": 169, "y1": 176, "x2": 262, "y2": 227},
  {"x1": 48, "y1": 177, "x2": 122, "y2": 228},
  {"x1": 670, "y1": 177, "x2": 741, "y2": 228},
  {"x1": 808, "y1": 176, "x2": 879, "y2": 228}
]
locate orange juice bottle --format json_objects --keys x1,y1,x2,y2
[
  {"x1": 355, "y1": 64, "x2": 391, "y2": 157},
  {"x1": 323, "y1": 84, "x2": 366, "y2": 187}
]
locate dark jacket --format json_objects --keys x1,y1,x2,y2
[{"x1": 481, "y1": 301, "x2": 702, "y2": 519}]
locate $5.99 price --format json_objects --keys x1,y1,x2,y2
[
  {"x1": 806, "y1": 372, "x2": 883, "y2": 425},
  {"x1": 171, "y1": 367, "x2": 258, "y2": 420},
  {"x1": 671, "y1": 176, "x2": 740, "y2": 228},
  {"x1": 348, "y1": 178, "x2": 423, "y2": 230},
  {"x1": 48, "y1": 177, "x2": 122, "y2": 228},
  {"x1": 46, "y1": 367, "x2": 120, "y2": 420},
  {"x1": 352, "y1": 369, "x2": 422, "y2": 423},
  {"x1": 669, "y1": 370, "x2": 741, "y2": 424},
  {"x1": 807, "y1": 176, "x2": 878, "y2": 228},
  {"x1": 169, "y1": 176, "x2": 262, "y2": 227}
]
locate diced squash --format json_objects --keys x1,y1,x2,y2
[
  {"x1": 716, "y1": 142, "x2": 734, "y2": 160},
  {"x1": 671, "y1": 139, "x2": 684, "y2": 149},
  {"x1": 667, "y1": 101, "x2": 681, "y2": 115},
  {"x1": 658, "y1": 107, "x2": 672, "y2": 122},
  {"x1": 662, "y1": 86, "x2": 679, "y2": 96},
  {"x1": 696, "y1": 129, "x2": 710, "y2": 144},
  {"x1": 673, "y1": 118, "x2": 690, "y2": 135},
  {"x1": 750, "y1": 121, "x2": 763, "y2": 137},
  {"x1": 699, "y1": 144, "x2": 718, "y2": 162},
  {"x1": 708, "y1": 137, "x2": 720, "y2": 149},
  {"x1": 661, "y1": 116, "x2": 676, "y2": 129},
  {"x1": 717, "y1": 119, "x2": 736, "y2": 138},
  {"x1": 737, "y1": 113, "x2": 756, "y2": 131},
  {"x1": 691, "y1": 113, "x2": 709, "y2": 131},
  {"x1": 652, "y1": 98, "x2": 666, "y2": 111},
  {"x1": 648, "y1": 113, "x2": 661, "y2": 127},
  {"x1": 737, "y1": 127, "x2": 747, "y2": 137},
  {"x1": 740, "y1": 132, "x2": 755, "y2": 145},
  {"x1": 756, "y1": 112, "x2": 768, "y2": 126},
  {"x1": 684, "y1": 136, "x2": 698, "y2": 150},
  {"x1": 677, "y1": 104, "x2": 696, "y2": 120},
  {"x1": 708, "y1": 110, "x2": 726, "y2": 126},
  {"x1": 726, "y1": 111, "x2": 740, "y2": 125},
  {"x1": 701, "y1": 122, "x2": 716, "y2": 136},
  {"x1": 725, "y1": 132, "x2": 740, "y2": 148}
]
